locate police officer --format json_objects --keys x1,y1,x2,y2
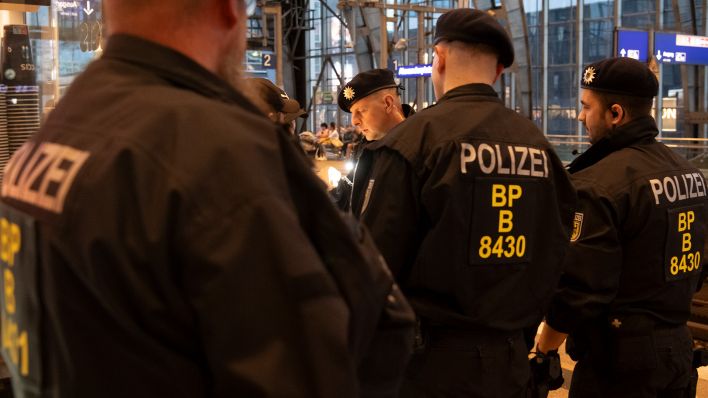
[
  {"x1": 0, "y1": 1, "x2": 414, "y2": 397},
  {"x1": 248, "y1": 77, "x2": 307, "y2": 134},
  {"x1": 330, "y1": 68, "x2": 411, "y2": 212},
  {"x1": 537, "y1": 57, "x2": 708, "y2": 397},
  {"x1": 356, "y1": 9, "x2": 576, "y2": 397}
]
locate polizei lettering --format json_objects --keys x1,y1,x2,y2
[
  {"x1": 2, "y1": 142, "x2": 89, "y2": 214},
  {"x1": 460, "y1": 142, "x2": 549, "y2": 178},
  {"x1": 649, "y1": 172, "x2": 707, "y2": 206}
]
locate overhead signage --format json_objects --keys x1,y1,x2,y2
[
  {"x1": 397, "y1": 64, "x2": 432, "y2": 78},
  {"x1": 615, "y1": 29, "x2": 649, "y2": 62},
  {"x1": 322, "y1": 91, "x2": 334, "y2": 104},
  {"x1": 262, "y1": 52, "x2": 275, "y2": 69},
  {"x1": 56, "y1": 1, "x2": 96, "y2": 17},
  {"x1": 57, "y1": 1, "x2": 79, "y2": 16},
  {"x1": 654, "y1": 32, "x2": 708, "y2": 65},
  {"x1": 83, "y1": 1, "x2": 94, "y2": 15},
  {"x1": 662, "y1": 97, "x2": 677, "y2": 132},
  {"x1": 0, "y1": 1, "x2": 51, "y2": 5}
]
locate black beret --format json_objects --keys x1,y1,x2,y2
[
  {"x1": 580, "y1": 57, "x2": 658, "y2": 98},
  {"x1": 249, "y1": 78, "x2": 306, "y2": 122},
  {"x1": 338, "y1": 69, "x2": 399, "y2": 113},
  {"x1": 434, "y1": 8, "x2": 514, "y2": 68}
]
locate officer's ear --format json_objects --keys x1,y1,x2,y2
[
  {"x1": 609, "y1": 104, "x2": 624, "y2": 124},
  {"x1": 383, "y1": 94, "x2": 395, "y2": 113},
  {"x1": 433, "y1": 45, "x2": 446, "y2": 74},
  {"x1": 492, "y1": 63, "x2": 504, "y2": 84},
  {"x1": 218, "y1": 0, "x2": 240, "y2": 28}
]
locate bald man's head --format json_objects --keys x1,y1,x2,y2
[
  {"x1": 105, "y1": 0, "x2": 202, "y2": 30},
  {"x1": 104, "y1": 0, "x2": 249, "y2": 91},
  {"x1": 107, "y1": 0, "x2": 200, "y2": 12}
]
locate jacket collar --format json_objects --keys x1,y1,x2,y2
[
  {"x1": 436, "y1": 83, "x2": 501, "y2": 104},
  {"x1": 567, "y1": 115, "x2": 659, "y2": 174},
  {"x1": 102, "y1": 34, "x2": 260, "y2": 113}
]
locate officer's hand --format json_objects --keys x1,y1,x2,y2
[
  {"x1": 529, "y1": 348, "x2": 564, "y2": 391},
  {"x1": 693, "y1": 347, "x2": 708, "y2": 369}
]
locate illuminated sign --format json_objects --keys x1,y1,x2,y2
[
  {"x1": 397, "y1": 64, "x2": 432, "y2": 78},
  {"x1": 661, "y1": 97, "x2": 677, "y2": 132},
  {"x1": 615, "y1": 29, "x2": 649, "y2": 62},
  {"x1": 262, "y1": 52, "x2": 275, "y2": 69},
  {"x1": 0, "y1": 1, "x2": 51, "y2": 5},
  {"x1": 655, "y1": 32, "x2": 708, "y2": 65}
]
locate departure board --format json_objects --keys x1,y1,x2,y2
[
  {"x1": 655, "y1": 32, "x2": 708, "y2": 65},
  {"x1": 615, "y1": 29, "x2": 649, "y2": 62}
]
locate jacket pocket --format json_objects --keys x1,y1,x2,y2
[{"x1": 610, "y1": 334, "x2": 658, "y2": 373}]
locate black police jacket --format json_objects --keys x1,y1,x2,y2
[
  {"x1": 354, "y1": 83, "x2": 577, "y2": 331},
  {"x1": 546, "y1": 116, "x2": 708, "y2": 335},
  {"x1": 0, "y1": 35, "x2": 414, "y2": 397},
  {"x1": 330, "y1": 137, "x2": 368, "y2": 212}
]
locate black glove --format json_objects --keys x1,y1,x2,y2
[
  {"x1": 528, "y1": 348, "x2": 564, "y2": 398},
  {"x1": 693, "y1": 347, "x2": 708, "y2": 369}
]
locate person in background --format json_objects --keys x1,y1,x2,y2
[
  {"x1": 355, "y1": 9, "x2": 576, "y2": 397},
  {"x1": 0, "y1": 0, "x2": 414, "y2": 397},
  {"x1": 317, "y1": 122, "x2": 330, "y2": 139},
  {"x1": 341, "y1": 124, "x2": 363, "y2": 159},
  {"x1": 248, "y1": 77, "x2": 307, "y2": 135},
  {"x1": 536, "y1": 57, "x2": 708, "y2": 398},
  {"x1": 328, "y1": 123, "x2": 340, "y2": 140}
]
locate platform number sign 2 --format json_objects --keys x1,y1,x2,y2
[{"x1": 262, "y1": 53, "x2": 276, "y2": 69}]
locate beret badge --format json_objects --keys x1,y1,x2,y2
[
  {"x1": 583, "y1": 66, "x2": 597, "y2": 85},
  {"x1": 343, "y1": 86, "x2": 356, "y2": 100}
]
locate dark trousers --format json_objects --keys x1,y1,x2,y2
[
  {"x1": 569, "y1": 325, "x2": 693, "y2": 398},
  {"x1": 399, "y1": 328, "x2": 529, "y2": 398}
]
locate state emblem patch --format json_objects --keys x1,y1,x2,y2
[{"x1": 570, "y1": 212, "x2": 584, "y2": 242}]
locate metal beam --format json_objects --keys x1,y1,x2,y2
[
  {"x1": 341, "y1": 3, "x2": 375, "y2": 72},
  {"x1": 303, "y1": 56, "x2": 346, "y2": 134},
  {"x1": 673, "y1": 0, "x2": 700, "y2": 144},
  {"x1": 576, "y1": 0, "x2": 584, "y2": 137},
  {"x1": 613, "y1": 0, "x2": 621, "y2": 28},
  {"x1": 542, "y1": 0, "x2": 549, "y2": 133},
  {"x1": 263, "y1": 4, "x2": 284, "y2": 86},
  {"x1": 417, "y1": 11, "x2": 425, "y2": 110},
  {"x1": 337, "y1": 1, "x2": 453, "y2": 14},
  {"x1": 502, "y1": 0, "x2": 534, "y2": 119},
  {"x1": 380, "y1": 9, "x2": 388, "y2": 69},
  {"x1": 319, "y1": 0, "x2": 349, "y2": 28},
  {"x1": 336, "y1": 0, "x2": 453, "y2": 74},
  {"x1": 655, "y1": 0, "x2": 663, "y2": 133}
]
